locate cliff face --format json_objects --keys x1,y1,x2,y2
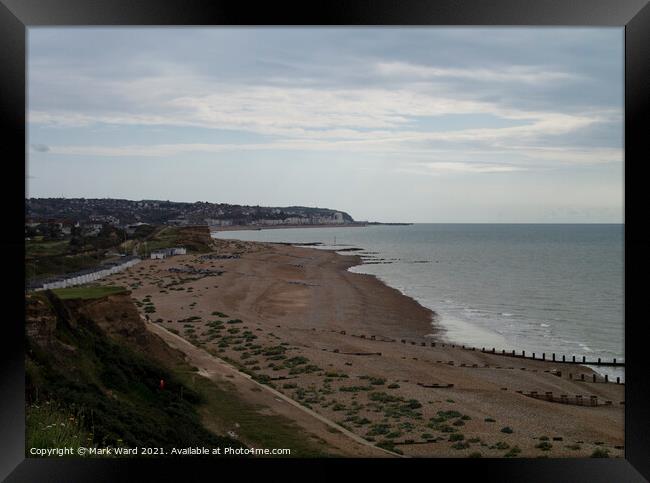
[{"x1": 24, "y1": 290, "x2": 240, "y2": 450}]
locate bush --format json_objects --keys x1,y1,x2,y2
[
  {"x1": 500, "y1": 426, "x2": 513, "y2": 434},
  {"x1": 368, "y1": 424, "x2": 391, "y2": 436},
  {"x1": 591, "y1": 448, "x2": 610, "y2": 458},
  {"x1": 504, "y1": 446, "x2": 521, "y2": 457},
  {"x1": 437, "y1": 410, "x2": 461, "y2": 419},
  {"x1": 536, "y1": 441, "x2": 553, "y2": 451},
  {"x1": 449, "y1": 433, "x2": 464, "y2": 442}
]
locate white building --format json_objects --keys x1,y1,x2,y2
[{"x1": 150, "y1": 247, "x2": 187, "y2": 259}]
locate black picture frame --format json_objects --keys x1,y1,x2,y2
[{"x1": 1, "y1": 1, "x2": 648, "y2": 481}]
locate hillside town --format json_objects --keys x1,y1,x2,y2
[{"x1": 25, "y1": 198, "x2": 357, "y2": 237}]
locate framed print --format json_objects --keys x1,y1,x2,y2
[{"x1": 1, "y1": 0, "x2": 649, "y2": 481}]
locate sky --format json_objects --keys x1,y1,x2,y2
[{"x1": 27, "y1": 28, "x2": 624, "y2": 223}]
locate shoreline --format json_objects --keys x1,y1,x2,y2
[
  {"x1": 212, "y1": 223, "x2": 369, "y2": 232},
  {"x1": 217, "y1": 231, "x2": 624, "y2": 376},
  {"x1": 101, "y1": 238, "x2": 625, "y2": 457}
]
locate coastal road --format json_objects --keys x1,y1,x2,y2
[{"x1": 144, "y1": 318, "x2": 402, "y2": 458}]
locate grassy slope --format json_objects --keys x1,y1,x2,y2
[
  {"x1": 26, "y1": 295, "x2": 241, "y2": 452},
  {"x1": 52, "y1": 286, "x2": 127, "y2": 300},
  {"x1": 26, "y1": 292, "x2": 332, "y2": 457}
]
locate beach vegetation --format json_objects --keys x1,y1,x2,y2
[
  {"x1": 369, "y1": 392, "x2": 402, "y2": 403},
  {"x1": 535, "y1": 441, "x2": 553, "y2": 451},
  {"x1": 449, "y1": 433, "x2": 464, "y2": 442},
  {"x1": 376, "y1": 440, "x2": 402, "y2": 454},
  {"x1": 368, "y1": 423, "x2": 391, "y2": 436},
  {"x1": 504, "y1": 446, "x2": 521, "y2": 457},
  {"x1": 451, "y1": 441, "x2": 469, "y2": 450},
  {"x1": 590, "y1": 448, "x2": 610, "y2": 458},
  {"x1": 500, "y1": 426, "x2": 514, "y2": 434}
]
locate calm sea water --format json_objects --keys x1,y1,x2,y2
[{"x1": 214, "y1": 224, "x2": 624, "y2": 379}]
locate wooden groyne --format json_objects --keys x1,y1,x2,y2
[{"x1": 397, "y1": 339, "x2": 624, "y2": 368}]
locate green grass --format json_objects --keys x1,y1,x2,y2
[
  {"x1": 26, "y1": 240, "x2": 70, "y2": 258},
  {"x1": 52, "y1": 286, "x2": 127, "y2": 300},
  {"x1": 26, "y1": 304, "x2": 238, "y2": 451},
  {"x1": 26, "y1": 401, "x2": 91, "y2": 451},
  {"x1": 179, "y1": 368, "x2": 335, "y2": 457}
]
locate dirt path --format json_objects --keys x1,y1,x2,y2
[{"x1": 145, "y1": 319, "x2": 399, "y2": 458}]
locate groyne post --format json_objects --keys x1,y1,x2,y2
[
  {"x1": 582, "y1": 356, "x2": 586, "y2": 363},
  {"x1": 562, "y1": 355, "x2": 565, "y2": 362},
  {"x1": 542, "y1": 353, "x2": 546, "y2": 361},
  {"x1": 605, "y1": 374, "x2": 608, "y2": 383},
  {"x1": 572, "y1": 356, "x2": 576, "y2": 363},
  {"x1": 552, "y1": 353, "x2": 555, "y2": 362},
  {"x1": 592, "y1": 374, "x2": 596, "y2": 383}
]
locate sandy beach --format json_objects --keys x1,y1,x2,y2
[{"x1": 101, "y1": 238, "x2": 624, "y2": 458}]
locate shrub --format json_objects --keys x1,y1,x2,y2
[
  {"x1": 437, "y1": 410, "x2": 462, "y2": 419},
  {"x1": 500, "y1": 426, "x2": 513, "y2": 434},
  {"x1": 449, "y1": 433, "x2": 464, "y2": 442},
  {"x1": 369, "y1": 392, "x2": 401, "y2": 403},
  {"x1": 405, "y1": 399, "x2": 422, "y2": 409},
  {"x1": 368, "y1": 424, "x2": 391, "y2": 436},
  {"x1": 469, "y1": 452, "x2": 482, "y2": 458},
  {"x1": 484, "y1": 417, "x2": 496, "y2": 423},
  {"x1": 451, "y1": 441, "x2": 469, "y2": 450},
  {"x1": 591, "y1": 448, "x2": 610, "y2": 458},
  {"x1": 504, "y1": 446, "x2": 521, "y2": 457},
  {"x1": 536, "y1": 441, "x2": 553, "y2": 451}
]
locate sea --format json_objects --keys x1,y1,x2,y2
[{"x1": 213, "y1": 224, "x2": 624, "y2": 380}]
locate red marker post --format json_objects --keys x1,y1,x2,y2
[{"x1": 159, "y1": 379, "x2": 165, "y2": 390}]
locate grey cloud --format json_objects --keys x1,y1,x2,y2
[{"x1": 30, "y1": 143, "x2": 50, "y2": 152}]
